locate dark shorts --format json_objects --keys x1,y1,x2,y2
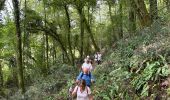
[{"x1": 97, "y1": 60, "x2": 101, "y2": 65}]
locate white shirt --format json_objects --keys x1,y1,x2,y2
[
  {"x1": 97, "y1": 53, "x2": 102, "y2": 61},
  {"x1": 94, "y1": 54, "x2": 98, "y2": 61},
  {"x1": 73, "y1": 86, "x2": 91, "y2": 100},
  {"x1": 82, "y1": 62, "x2": 93, "y2": 72}
]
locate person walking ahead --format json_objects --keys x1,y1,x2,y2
[
  {"x1": 76, "y1": 59, "x2": 95, "y2": 87},
  {"x1": 72, "y1": 79, "x2": 93, "y2": 100}
]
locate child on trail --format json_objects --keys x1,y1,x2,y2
[
  {"x1": 72, "y1": 79, "x2": 93, "y2": 100},
  {"x1": 76, "y1": 57, "x2": 95, "y2": 87}
]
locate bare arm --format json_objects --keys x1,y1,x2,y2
[{"x1": 72, "y1": 86, "x2": 78, "y2": 97}]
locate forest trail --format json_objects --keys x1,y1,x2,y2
[
  {"x1": 69, "y1": 53, "x2": 102, "y2": 99},
  {"x1": 1, "y1": 0, "x2": 170, "y2": 99}
]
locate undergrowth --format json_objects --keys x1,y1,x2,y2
[{"x1": 91, "y1": 21, "x2": 170, "y2": 99}]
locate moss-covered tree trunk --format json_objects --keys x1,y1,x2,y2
[
  {"x1": 132, "y1": 0, "x2": 151, "y2": 27},
  {"x1": 129, "y1": 0, "x2": 136, "y2": 34},
  {"x1": 23, "y1": 0, "x2": 31, "y2": 69},
  {"x1": 118, "y1": 0, "x2": 123, "y2": 39},
  {"x1": 165, "y1": 0, "x2": 170, "y2": 12},
  {"x1": 149, "y1": 0, "x2": 158, "y2": 23},
  {"x1": 43, "y1": 27, "x2": 71, "y2": 63},
  {"x1": 0, "y1": 0, "x2": 5, "y2": 10},
  {"x1": 77, "y1": 7, "x2": 85, "y2": 60},
  {"x1": 44, "y1": 1, "x2": 49, "y2": 70},
  {"x1": 64, "y1": 5, "x2": 74, "y2": 66},
  {"x1": 0, "y1": 60, "x2": 3, "y2": 88},
  {"x1": 84, "y1": 15, "x2": 100, "y2": 52},
  {"x1": 42, "y1": 34, "x2": 47, "y2": 75},
  {"x1": 12, "y1": 0, "x2": 25, "y2": 93},
  {"x1": 108, "y1": 1, "x2": 116, "y2": 44},
  {"x1": 85, "y1": 5, "x2": 91, "y2": 55},
  {"x1": 52, "y1": 39, "x2": 56, "y2": 64}
]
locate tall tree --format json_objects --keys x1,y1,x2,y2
[
  {"x1": 84, "y1": 1, "x2": 99, "y2": 52},
  {"x1": 149, "y1": 0, "x2": 158, "y2": 23},
  {"x1": 117, "y1": 0, "x2": 123, "y2": 39},
  {"x1": 76, "y1": 1, "x2": 99, "y2": 59},
  {"x1": 129, "y1": 0, "x2": 136, "y2": 33},
  {"x1": 165, "y1": 0, "x2": 170, "y2": 12},
  {"x1": 64, "y1": 5, "x2": 74, "y2": 65},
  {"x1": 41, "y1": 22, "x2": 71, "y2": 63},
  {"x1": 0, "y1": 0, "x2": 5, "y2": 10},
  {"x1": 107, "y1": 0, "x2": 116, "y2": 42},
  {"x1": 43, "y1": 0, "x2": 49, "y2": 70},
  {"x1": 132, "y1": 0, "x2": 151, "y2": 27},
  {"x1": 0, "y1": 60, "x2": 3, "y2": 88},
  {"x1": 23, "y1": 0, "x2": 31, "y2": 68},
  {"x1": 76, "y1": 4, "x2": 85, "y2": 60},
  {"x1": 12, "y1": 0, "x2": 25, "y2": 93},
  {"x1": 84, "y1": 14, "x2": 100, "y2": 51}
]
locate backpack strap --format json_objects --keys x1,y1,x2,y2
[
  {"x1": 80, "y1": 72, "x2": 84, "y2": 78},
  {"x1": 81, "y1": 73, "x2": 91, "y2": 78}
]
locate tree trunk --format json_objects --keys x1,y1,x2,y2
[
  {"x1": 118, "y1": 0, "x2": 123, "y2": 39},
  {"x1": 165, "y1": 0, "x2": 170, "y2": 12},
  {"x1": 12, "y1": 0, "x2": 25, "y2": 93},
  {"x1": 64, "y1": 5, "x2": 74, "y2": 66},
  {"x1": 77, "y1": 7, "x2": 85, "y2": 60},
  {"x1": 107, "y1": 1, "x2": 116, "y2": 44},
  {"x1": 42, "y1": 26, "x2": 71, "y2": 63},
  {"x1": 149, "y1": 0, "x2": 158, "y2": 23},
  {"x1": 74, "y1": 35, "x2": 79, "y2": 57},
  {"x1": 0, "y1": 60, "x2": 3, "y2": 88},
  {"x1": 52, "y1": 40, "x2": 56, "y2": 64},
  {"x1": 45, "y1": 34, "x2": 49, "y2": 69},
  {"x1": 129, "y1": 0, "x2": 136, "y2": 34},
  {"x1": 132, "y1": 0, "x2": 151, "y2": 27},
  {"x1": 23, "y1": 0, "x2": 31, "y2": 69},
  {"x1": 41, "y1": 34, "x2": 47, "y2": 75},
  {"x1": 44, "y1": 2, "x2": 49, "y2": 70},
  {"x1": 0, "y1": 0, "x2": 5, "y2": 10},
  {"x1": 84, "y1": 16, "x2": 100, "y2": 52}
]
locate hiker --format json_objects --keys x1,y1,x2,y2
[
  {"x1": 76, "y1": 58, "x2": 95, "y2": 87},
  {"x1": 96, "y1": 52, "x2": 102, "y2": 65},
  {"x1": 94, "y1": 53, "x2": 98, "y2": 63},
  {"x1": 76, "y1": 68, "x2": 94, "y2": 87},
  {"x1": 72, "y1": 79, "x2": 93, "y2": 100}
]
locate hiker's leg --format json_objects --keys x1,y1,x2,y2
[
  {"x1": 97, "y1": 60, "x2": 99, "y2": 65},
  {"x1": 98, "y1": 60, "x2": 101, "y2": 64}
]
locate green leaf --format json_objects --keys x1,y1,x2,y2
[{"x1": 141, "y1": 84, "x2": 149, "y2": 97}]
